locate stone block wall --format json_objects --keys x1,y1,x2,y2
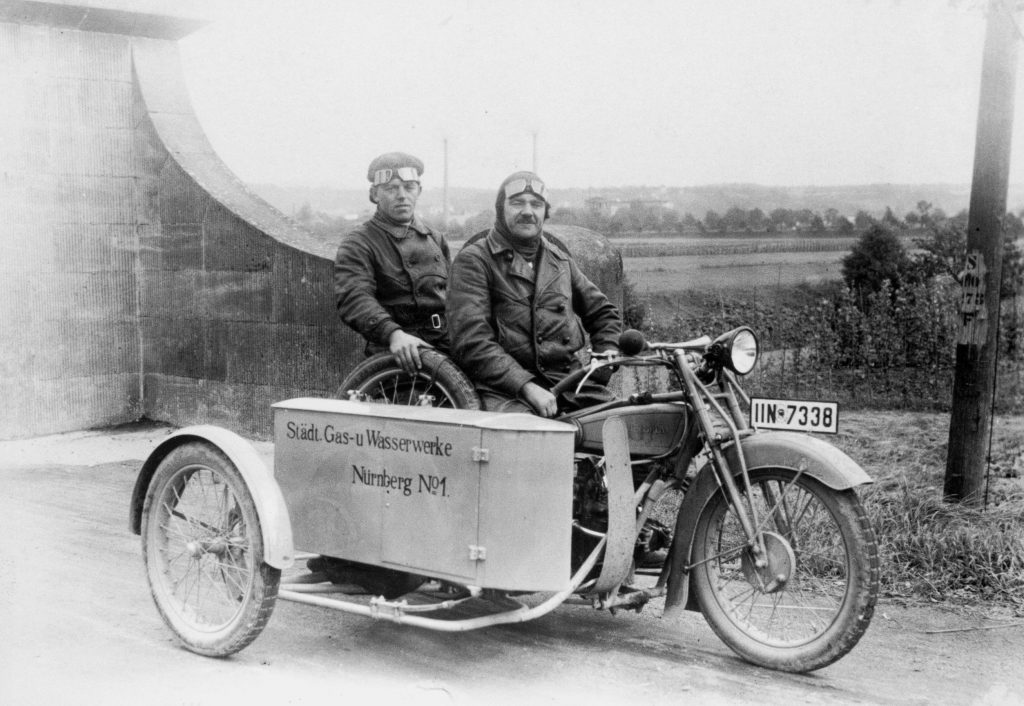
[{"x1": 135, "y1": 152, "x2": 360, "y2": 437}]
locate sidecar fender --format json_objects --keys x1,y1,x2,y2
[
  {"x1": 663, "y1": 431, "x2": 872, "y2": 617},
  {"x1": 128, "y1": 426, "x2": 295, "y2": 569}
]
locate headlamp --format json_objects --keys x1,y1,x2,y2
[
  {"x1": 711, "y1": 327, "x2": 759, "y2": 375},
  {"x1": 726, "y1": 327, "x2": 758, "y2": 375}
]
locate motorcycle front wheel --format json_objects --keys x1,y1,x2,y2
[
  {"x1": 690, "y1": 468, "x2": 879, "y2": 672},
  {"x1": 336, "y1": 350, "x2": 481, "y2": 409}
]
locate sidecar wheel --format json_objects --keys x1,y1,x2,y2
[
  {"x1": 141, "y1": 442, "x2": 280, "y2": 657},
  {"x1": 337, "y1": 349, "x2": 481, "y2": 409},
  {"x1": 690, "y1": 468, "x2": 879, "y2": 672}
]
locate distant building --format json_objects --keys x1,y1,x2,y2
[{"x1": 586, "y1": 196, "x2": 671, "y2": 217}]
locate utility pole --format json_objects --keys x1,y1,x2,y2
[
  {"x1": 442, "y1": 137, "x2": 449, "y2": 229},
  {"x1": 945, "y1": 0, "x2": 1019, "y2": 505}
]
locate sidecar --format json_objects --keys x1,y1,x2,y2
[{"x1": 129, "y1": 397, "x2": 592, "y2": 656}]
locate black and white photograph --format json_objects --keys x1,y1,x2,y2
[{"x1": 1, "y1": 1, "x2": 1023, "y2": 704}]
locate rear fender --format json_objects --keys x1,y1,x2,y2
[
  {"x1": 128, "y1": 425, "x2": 295, "y2": 569},
  {"x1": 663, "y1": 431, "x2": 872, "y2": 617}
]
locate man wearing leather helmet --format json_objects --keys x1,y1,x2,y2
[
  {"x1": 447, "y1": 171, "x2": 621, "y2": 416},
  {"x1": 334, "y1": 152, "x2": 450, "y2": 374}
]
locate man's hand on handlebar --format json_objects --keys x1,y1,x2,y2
[
  {"x1": 388, "y1": 330, "x2": 429, "y2": 374},
  {"x1": 520, "y1": 381, "x2": 558, "y2": 418}
]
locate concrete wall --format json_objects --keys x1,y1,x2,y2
[
  {"x1": 0, "y1": 17, "x2": 142, "y2": 438},
  {"x1": 0, "y1": 3, "x2": 361, "y2": 440},
  {"x1": 0, "y1": 1, "x2": 624, "y2": 441}
]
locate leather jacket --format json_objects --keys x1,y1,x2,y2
[
  {"x1": 334, "y1": 213, "x2": 451, "y2": 353},
  {"x1": 447, "y1": 228, "x2": 621, "y2": 397}
]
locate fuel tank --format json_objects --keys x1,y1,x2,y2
[{"x1": 568, "y1": 402, "x2": 691, "y2": 457}]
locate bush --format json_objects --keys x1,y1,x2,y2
[
  {"x1": 841, "y1": 224, "x2": 911, "y2": 299},
  {"x1": 806, "y1": 279, "x2": 958, "y2": 371},
  {"x1": 621, "y1": 279, "x2": 648, "y2": 330}
]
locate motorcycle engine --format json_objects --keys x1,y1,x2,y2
[
  {"x1": 571, "y1": 455, "x2": 608, "y2": 572},
  {"x1": 571, "y1": 455, "x2": 674, "y2": 575}
]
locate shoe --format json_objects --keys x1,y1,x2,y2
[
  {"x1": 307, "y1": 556, "x2": 426, "y2": 599},
  {"x1": 634, "y1": 518, "x2": 671, "y2": 569},
  {"x1": 638, "y1": 548, "x2": 668, "y2": 568}
]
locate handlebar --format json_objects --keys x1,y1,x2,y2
[
  {"x1": 549, "y1": 366, "x2": 594, "y2": 398},
  {"x1": 548, "y1": 329, "x2": 710, "y2": 399},
  {"x1": 619, "y1": 328, "x2": 713, "y2": 354}
]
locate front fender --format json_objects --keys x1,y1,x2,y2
[
  {"x1": 721, "y1": 431, "x2": 873, "y2": 489},
  {"x1": 663, "y1": 431, "x2": 872, "y2": 617},
  {"x1": 128, "y1": 425, "x2": 295, "y2": 569}
]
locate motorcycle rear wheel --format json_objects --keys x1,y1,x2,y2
[
  {"x1": 336, "y1": 350, "x2": 481, "y2": 409},
  {"x1": 690, "y1": 468, "x2": 878, "y2": 672}
]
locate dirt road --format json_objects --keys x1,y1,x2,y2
[{"x1": 1, "y1": 425, "x2": 1021, "y2": 706}]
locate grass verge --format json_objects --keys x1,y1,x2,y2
[{"x1": 832, "y1": 411, "x2": 1024, "y2": 613}]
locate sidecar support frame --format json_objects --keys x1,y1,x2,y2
[
  {"x1": 277, "y1": 531, "x2": 607, "y2": 631},
  {"x1": 662, "y1": 430, "x2": 873, "y2": 617}
]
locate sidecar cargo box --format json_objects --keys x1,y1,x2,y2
[{"x1": 273, "y1": 398, "x2": 575, "y2": 592}]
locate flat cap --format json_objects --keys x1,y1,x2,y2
[{"x1": 367, "y1": 152, "x2": 424, "y2": 184}]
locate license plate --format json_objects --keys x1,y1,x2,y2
[{"x1": 750, "y1": 398, "x2": 839, "y2": 434}]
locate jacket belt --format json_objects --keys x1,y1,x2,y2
[{"x1": 389, "y1": 307, "x2": 446, "y2": 330}]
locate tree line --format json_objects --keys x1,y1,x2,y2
[
  {"x1": 292, "y1": 197, "x2": 1024, "y2": 242},
  {"x1": 636, "y1": 205, "x2": 1024, "y2": 414}
]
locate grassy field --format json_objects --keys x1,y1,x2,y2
[
  {"x1": 615, "y1": 233, "x2": 923, "y2": 294},
  {"x1": 612, "y1": 235, "x2": 857, "y2": 257},
  {"x1": 624, "y1": 249, "x2": 845, "y2": 293}
]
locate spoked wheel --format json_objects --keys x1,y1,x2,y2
[
  {"x1": 690, "y1": 468, "x2": 879, "y2": 672},
  {"x1": 337, "y1": 349, "x2": 481, "y2": 409},
  {"x1": 141, "y1": 442, "x2": 280, "y2": 657}
]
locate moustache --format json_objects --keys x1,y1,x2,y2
[{"x1": 515, "y1": 215, "x2": 538, "y2": 224}]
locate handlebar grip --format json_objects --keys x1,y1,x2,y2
[{"x1": 619, "y1": 329, "x2": 646, "y2": 356}]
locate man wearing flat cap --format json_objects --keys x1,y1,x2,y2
[
  {"x1": 447, "y1": 171, "x2": 621, "y2": 417},
  {"x1": 334, "y1": 152, "x2": 450, "y2": 373}
]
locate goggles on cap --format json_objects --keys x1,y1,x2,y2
[
  {"x1": 372, "y1": 167, "x2": 420, "y2": 185},
  {"x1": 504, "y1": 177, "x2": 546, "y2": 199}
]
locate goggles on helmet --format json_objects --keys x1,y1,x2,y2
[
  {"x1": 372, "y1": 167, "x2": 420, "y2": 185},
  {"x1": 503, "y1": 177, "x2": 546, "y2": 200}
]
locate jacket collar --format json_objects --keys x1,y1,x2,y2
[
  {"x1": 372, "y1": 212, "x2": 432, "y2": 239},
  {"x1": 485, "y1": 228, "x2": 568, "y2": 261}
]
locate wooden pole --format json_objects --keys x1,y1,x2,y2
[
  {"x1": 944, "y1": 0, "x2": 1019, "y2": 504},
  {"x1": 442, "y1": 137, "x2": 449, "y2": 228}
]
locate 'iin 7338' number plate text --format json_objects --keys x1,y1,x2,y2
[{"x1": 750, "y1": 398, "x2": 839, "y2": 434}]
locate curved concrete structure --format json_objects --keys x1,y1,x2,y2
[
  {"x1": 0, "y1": 1, "x2": 359, "y2": 438},
  {"x1": 0, "y1": 1, "x2": 624, "y2": 439}
]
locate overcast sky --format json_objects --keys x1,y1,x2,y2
[{"x1": 177, "y1": 0, "x2": 1023, "y2": 191}]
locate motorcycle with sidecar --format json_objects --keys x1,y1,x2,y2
[{"x1": 129, "y1": 326, "x2": 878, "y2": 673}]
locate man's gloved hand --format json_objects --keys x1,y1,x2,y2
[
  {"x1": 520, "y1": 381, "x2": 558, "y2": 418},
  {"x1": 388, "y1": 330, "x2": 428, "y2": 375}
]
